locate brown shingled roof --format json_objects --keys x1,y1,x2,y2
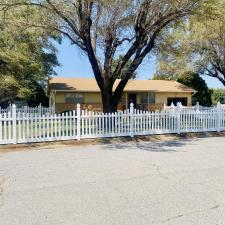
[{"x1": 49, "y1": 77, "x2": 196, "y2": 93}]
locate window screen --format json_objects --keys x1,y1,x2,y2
[
  {"x1": 141, "y1": 93, "x2": 155, "y2": 104},
  {"x1": 65, "y1": 93, "x2": 84, "y2": 104}
]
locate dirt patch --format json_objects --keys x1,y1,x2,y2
[{"x1": 0, "y1": 131, "x2": 225, "y2": 154}]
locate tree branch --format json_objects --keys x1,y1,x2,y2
[
  {"x1": 77, "y1": 1, "x2": 104, "y2": 89},
  {"x1": 45, "y1": 0, "x2": 81, "y2": 38}
]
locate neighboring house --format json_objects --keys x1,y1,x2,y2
[{"x1": 48, "y1": 77, "x2": 196, "y2": 112}]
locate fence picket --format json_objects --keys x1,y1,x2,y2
[
  {"x1": 0, "y1": 114, "x2": 2, "y2": 143},
  {"x1": 0, "y1": 103, "x2": 224, "y2": 144}
]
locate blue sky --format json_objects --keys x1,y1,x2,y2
[{"x1": 55, "y1": 39, "x2": 224, "y2": 89}]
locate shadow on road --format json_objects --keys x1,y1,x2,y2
[{"x1": 99, "y1": 138, "x2": 196, "y2": 152}]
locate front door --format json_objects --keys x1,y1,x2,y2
[{"x1": 128, "y1": 94, "x2": 137, "y2": 108}]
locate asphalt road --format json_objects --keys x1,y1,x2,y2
[{"x1": 0, "y1": 137, "x2": 225, "y2": 225}]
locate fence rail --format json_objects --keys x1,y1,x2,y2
[
  {"x1": 0, "y1": 103, "x2": 225, "y2": 145},
  {"x1": 0, "y1": 104, "x2": 55, "y2": 116},
  {"x1": 163, "y1": 102, "x2": 224, "y2": 112}
]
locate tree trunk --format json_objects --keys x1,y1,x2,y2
[
  {"x1": 101, "y1": 89, "x2": 118, "y2": 113},
  {"x1": 100, "y1": 77, "x2": 129, "y2": 113}
]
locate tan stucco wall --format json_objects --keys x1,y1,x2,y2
[
  {"x1": 84, "y1": 92, "x2": 101, "y2": 103},
  {"x1": 52, "y1": 91, "x2": 193, "y2": 112},
  {"x1": 55, "y1": 92, "x2": 66, "y2": 104},
  {"x1": 54, "y1": 92, "x2": 101, "y2": 104},
  {"x1": 155, "y1": 92, "x2": 192, "y2": 105},
  {"x1": 136, "y1": 92, "x2": 192, "y2": 105}
]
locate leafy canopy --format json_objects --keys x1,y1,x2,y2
[
  {"x1": 210, "y1": 88, "x2": 225, "y2": 105},
  {"x1": 154, "y1": 0, "x2": 225, "y2": 86},
  {"x1": 0, "y1": 0, "x2": 203, "y2": 112},
  {"x1": 0, "y1": 3, "x2": 59, "y2": 105}
]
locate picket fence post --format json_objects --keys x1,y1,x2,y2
[
  {"x1": 130, "y1": 103, "x2": 134, "y2": 137},
  {"x1": 12, "y1": 104, "x2": 17, "y2": 144},
  {"x1": 196, "y1": 102, "x2": 200, "y2": 111},
  {"x1": 38, "y1": 104, "x2": 42, "y2": 115},
  {"x1": 52, "y1": 105, "x2": 55, "y2": 114},
  {"x1": 9, "y1": 104, "x2": 12, "y2": 114},
  {"x1": 176, "y1": 103, "x2": 181, "y2": 134},
  {"x1": 77, "y1": 103, "x2": 81, "y2": 140},
  {"x1": 217, "y1": 102, "x2": 221, "y2": 132}
]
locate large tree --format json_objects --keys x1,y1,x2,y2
[
  {"x1": 112, "y1": 55, "x2": 137, "y2": 79},
  {"x1": 0, "y1": 4, "x2": 59, "y2": 106},
  {"x1": 155, "y1": 0, "x2": 225, "y2": 87},
  {"x1": 1, "y1": 0, "x2": 203, "y2": 112}
]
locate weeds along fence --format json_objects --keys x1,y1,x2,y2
[
  {"x1": 0, "y1": 104, "x2": 55, "y2": 116},
  {"x1": 0, "y1": 103, "x2": 225, "y2": 145}
]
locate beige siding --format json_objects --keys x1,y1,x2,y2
[
  {"x1": 84, "y1": 92, "x2": 101, "y2": 103},
  {"x1": 55, "y1": 92, "x2": 66, "y2": 103},
  {"x1": 52, "y1": 91, "x2": 193, "y2": 113},
  {"x1": 155, "y1": 92, "x2": 192, "y2": 105},
  {"x1": 54, "y1": 92, "x2": 101, "y2": 104}
]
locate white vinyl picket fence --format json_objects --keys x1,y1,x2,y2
[
  {"x1": 0, "y1": 104, "x2": 55, "y2": 116},
  {"x1": 0, "y1": 103, "x2": 225, "y2": 145}
]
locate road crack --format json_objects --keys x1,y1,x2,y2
[
  {"x1": 162, "y1": 204, "x2": 221, "y2": 224},
  {"x1": 151, "y1": 164, "x2": 169, "y2": 180}
]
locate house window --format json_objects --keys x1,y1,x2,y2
[
  {"x1": 141, "y1": 94, "x2": 148, "y2": 104},
  {"x1": 140, "y1": 93, "x2": 155, "y2": 104},
  {"x1": 148, "y1": 93, "x2": 155, "y2": 103},
  {"x1": 65, "y1": 93, "x2": 84, "y2": 104}
]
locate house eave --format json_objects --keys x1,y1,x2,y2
[{"x1": 50, "y1": 89, "x2": 196, "y2": 93}]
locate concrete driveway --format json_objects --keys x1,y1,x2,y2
[{"x1": 0, "y1": 136, "x2": 225, "y2": 225}]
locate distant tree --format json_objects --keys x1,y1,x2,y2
[
  {"x1": 152, "y1": 71, "x2": 212, "y2": 106},
  {"x1": 0, "y1": 0, "x2": 203, "y2": 112},
  {"x1": 210, "y1": 88, "x2": 225, "y2": 105},
  {"x1": 152, "y1": 73, "x2": 178, "y2": 81},
  {"x1": 177, "y1": 72, "x2": 212, "y2": 106},
  {"x1": 27, "y1": 82, "x2": 50, "y2": 107}
]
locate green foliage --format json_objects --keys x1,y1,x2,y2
[
  {"x1": 0, "y1": 0, "x2": 204, "y2": 112},
  {"x1": 210, "y1": 88, "x2": 225, "y2": 105},
  {"x1": 153, "y1": 71, "x2": 212, "y2": 106},
  {"x1": 177, "y1": 72, "x2": 212, "y2": 106},
  {"x1": 152, "y1": 73, "x2": 179, "y2": 81},
  {"x1": 155, "y1": 0, "x2": 225, "y2": 86},
  {"x1": 0, "y1": 5, "x2": 59, "y2": 106}
]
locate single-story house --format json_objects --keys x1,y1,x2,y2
[{"x1": 48, "y1": 77, "x2": 196, "y2": 112}]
